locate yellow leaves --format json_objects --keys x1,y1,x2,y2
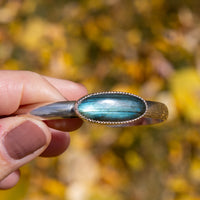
[
  {"x1": 133, "y1": 0, "x2": 151, "y2": 14},
  {"x1": 170, "y1": 68, "x2": 200, "y2": 123},
  {"x1": 154, "y1": 39, "x2": 170, "y2": 53},
  {"x1": 0, "y1": 1, "x2": 21, "y2": 23},
  {"x1": 15, "y1": 18, "x2": 66, "y2": 51},
  {"x1": 42, "y1": 52, "x2": 74, "y2": 78},
  {"x1": 185, "y1": 129, "x2": 200, "y2": 147},
  {"x1": 127, "y1": 29, "x2": 142, "y2": 45},
  {"x1": 112, "y1": 58, "x2": 144, "y2": 82},
  {"x1": 117, "y1": 130, "x2": 135, "y2": 147},
  {"x1": 42, "y1": 178, "x2": 65, "y2": 198},
  {"x1": 168, "y1": 140, "x2": 183, "y2": 165},
  {"x1": 40, "y1": 48, "x2": 51, "y2": 66},
  {"x1": 99, "y1": 151, "x2": 129, "y2": 189},
  {"x1": 152, "y1": 0, "x2": 164, "y2": 8},
  {"x1": 111, "y1": 83, "x2": 139, "y2": 95},
  {"x1": 20, "y1": 0, "x2": 37, "y2": 15},
  {"x1": 133, "y1": 0, "x2": 164, "y2": 14},
  {"x1": 2, "y1": 59, "x2": 23, "y2": 70},
  {"x1": 167, "y1": 176, "x2": 192, "y2": 193},
  {"x1": 99, "y1": 36, "x2": 114, "y2": 51},
  {"x1": 101, "y1": 166, "x2": 125, "y2": 187},
  {"x1": 18, "y1": 18, "x2": 47, "y2": 50},
  {"x1": 84, "y1": 19, "x2": 101, "y2": 41},
  {"x1": 190, "y1": 158, "x2": 200, "y2": 182},
  {"x1": 124, "y1": 61, "x2": 143, "y2": 80},
  {"x1": 96, "y1": 15, "x2": 113, "y2": 32},
  {"x1": 28, "y1": 175, "x2": 65, "y2": 200},
  {"x1": 2, "y1": 0, "x2": 200, "y2": 199},
  {"x1": 100, "y1": 151, "x2": 122, "y2": 168},
  {"x1": 125, "y1": 151, "x2": 144, "y2": 171},
  {"x1": 84, "y1": 19, "x2": 113, "y2": 50},
  {"x1": 178, "y1": 196, "x2": 200, "y2": 200},
  {"x1": 85, "y1": 0, "x2": 104, "y2": 10}
]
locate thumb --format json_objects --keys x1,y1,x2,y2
[{"x1": 0, "y1": 117, "x2": 51, "y2": 180}]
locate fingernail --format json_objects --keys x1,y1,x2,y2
[{"x1": 3, "y1": 121, "x2": 47, "y2": 159}]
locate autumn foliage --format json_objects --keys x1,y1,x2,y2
[{"x1": 1, "y1": 0, "x2": 200, "y2": 200}]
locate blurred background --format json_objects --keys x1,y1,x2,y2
[{"x1": 1, "y1": 0, "x2": 200, "y2": 199}]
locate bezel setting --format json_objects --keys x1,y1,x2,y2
[{"x1": 74, "y1": 91, "x2": 148, "y2": 125}]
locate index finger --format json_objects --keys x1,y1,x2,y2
[
  {"x1": 44, "y1": 76, "x2": 88, "y2": 100},
  {"x1": 0, "y1": 70, "x2": 68, "y2": 115},
  {"x1": 42, "y1": 76, "x2": 88, "y2": 131}
]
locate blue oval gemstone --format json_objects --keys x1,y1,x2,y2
[{"x1": 76, "y1": 93, "x2": 146, "y2": 123}]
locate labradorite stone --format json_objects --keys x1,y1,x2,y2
[{"x1": 77, "y1": 93, "x2": 146, "y2": 122}]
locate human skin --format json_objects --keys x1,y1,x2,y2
[{"x1": 0, "y1": 70, "x2": 87, "y2": 189}]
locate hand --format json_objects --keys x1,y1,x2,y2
[{"x1": 0, "y1": 70, "x2": 87, "y2": 189}]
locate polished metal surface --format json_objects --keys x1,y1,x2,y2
[
  {"x1": 30, "y1": 101, "x2": 77, "y2": 119},
  {"x1": 28, "y1": 92, "x2": 168, "y2": 126}
]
